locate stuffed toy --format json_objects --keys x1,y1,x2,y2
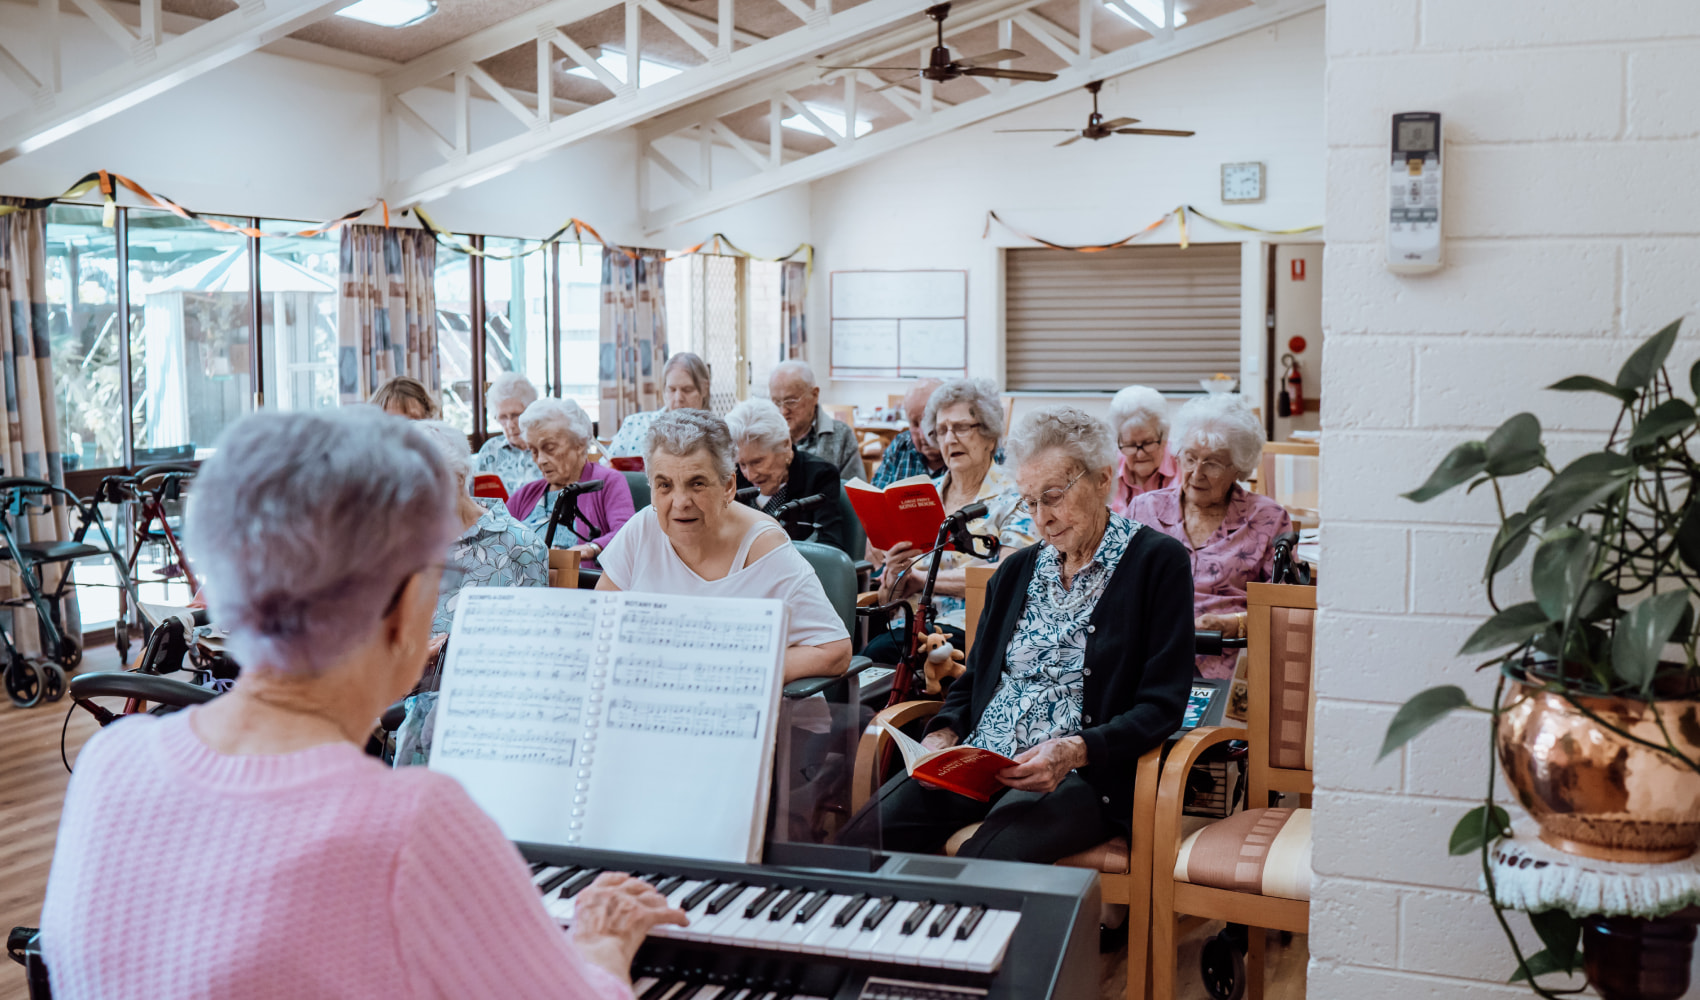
[{"x1": 921, "y1": 628, "x2": 966, "y2": 696}]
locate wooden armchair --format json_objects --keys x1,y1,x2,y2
[
  {"x1": 1150, "y1": 582, "x2": 1315, "y2": 1000},
  {"x1": 547, "y1": 549, "x2": 580, "y2": 589},
  {"x1": 849, "y1": 564, "x2": 1164, "y2": 1000}
]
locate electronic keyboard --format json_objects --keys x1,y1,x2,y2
[{"x1": 517, "y1": 842, "x2": 1100, "y2": 1000}]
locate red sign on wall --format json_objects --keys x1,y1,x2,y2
[{"x1": 1290, "y1": 258, "x2": 1306, "y2": 281}]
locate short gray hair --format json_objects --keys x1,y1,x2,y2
[
  {"x1": 725, "y1": 399, "x2": 793, "y2": 453},
  {"x1": 518, "y1": 397, "x2": 592, "y2": 447},
  {"x1": 416, "y1": 419, "x2": 473, "y2": 492},
  {"x1": 1007, "y1": 405, "x2": 1117, "y2": 474},
  {"x1": 924, "y1": 378, "x2": 1005, "y2": 446},
  {"x1": 771, "y1": 359, "x2": 818, "y2": 390},
  {"x1": 645, "y1": 409, "x2": 736, "y2": 483},
  {"x1": 185, "y1": 409, "x2": 457, "y2": 676},
  {"x1": 1170, "y1": 393, "x2": 1264, "y2": 479},
  {"x1": 663, "y1": 353, "x2": 712, "y2": 404},
  {"x1": 487, "y1": 371, "x2": 539, "y2": 411},
  {"x1": 1108, "y1": 385, "x2": 1170, "y2": 441}
]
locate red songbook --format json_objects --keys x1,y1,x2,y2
[
  {"x1": 472, "y1": 474, "x2": 509, "y2": 502},
  {"x1": 881, "y1": 721, "x2": 1016, "y2": 802},
  {"x1": 609, "y1": 456, "x2": 645, "y2": 472},
  {"x1": 845, "y1": 475, "x2": 947, "y2": 552}
]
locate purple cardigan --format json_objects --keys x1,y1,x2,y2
[{"x1": 506, "y1": 462, "x2": 635, "y2": 556}]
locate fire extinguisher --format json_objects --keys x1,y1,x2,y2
[{"x1": 1278, "y1": 353, "x2": 1305, "y2": 417}]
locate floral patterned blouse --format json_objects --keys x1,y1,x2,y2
[
  {"x1": 472, "y1": 437, "x2": 541, "y2": 494},
  {"x1": 604, "y1": 409, "x2": 663, "y2": 458},
  {"x1": 965, "y1": 513, "x2": 1137, "y2": 757},
  {"x1": 1124, "y1": 484, "x2": 1293, "y2": 678},
  {"x1": 432, "y1": 498, "x2": 549, "y2": 635},
  {"x1": 918, "y1": 462, "x2": 1037, "y2": 630}
]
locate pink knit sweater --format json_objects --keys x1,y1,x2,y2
[{"x1": 41, "y1": 710, "x2": 631, "y2": 1000}]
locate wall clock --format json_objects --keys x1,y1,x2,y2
[{"x1": 1221, "y1": 161, "x2": 1265, "y2": 203}]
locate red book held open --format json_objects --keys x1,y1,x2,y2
[
  {"x1": 844, "y1": 475, "x2": 947, "y2": 552},
  {"x1": 881, "y1": 720, "x2": 1016, "y2": 802}
]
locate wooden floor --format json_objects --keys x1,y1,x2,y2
[{"x1": 0, "y1": 644, "x2": 1305, "y2": 1000}]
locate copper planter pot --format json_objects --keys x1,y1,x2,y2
[{"x1": 1497, "y1": 678, "x2": 1700, "y2": 863}]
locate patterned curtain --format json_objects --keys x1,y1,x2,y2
[
  {"x1": 336, "y1": 226, "x2": 438, "y2": 404},
  {"x1": 0, "y1": 200, "x2": 75, "y2": 652},
  {"x1": 781, "y1": 261, "x2": 807, "y2": 359},
  {"x1": 598, "y1": 248, "x2": 668, "y2": 435}
]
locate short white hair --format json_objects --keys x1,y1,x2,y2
[
  {"x1": 770, "y1": 359, "x2": 818, "y2": 390},
  {"x1": 416, "y1": 419, "x2": 473, "y2": 492},
  {"x1": 645, "y1": 409, "x2": 736, "y2": 483},
  {"x1": 1108, "y1": 385, "x2": 1169, "y2": 441},
  {"x1": 1170, "y1": 393, "x2": 1264, "y2": 479},
  {"x1": 185, "y1": 409, "x2": 457, "y2": 676},
  {"x1": 725, "y1": 399, "x2": 793, "y2": 453},
  {"x1": 923, "y1": 378, "x2": 1005, "y2": 446},
  {"x1": 488, "y1": 371, "x2": 539, "y2": 411},
  {"x1": 518, "y1": 397, "x2": 593, "y2": 447},
  {"x1": 1007, "y1": 405, "x2": 1117, "y2": 473}
]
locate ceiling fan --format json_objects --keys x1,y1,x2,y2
[
  {"x1": 819, "y1": 3, "x2": 1058, "y2": 86},
  {"x1": 996, "y1": 80, "x2": 1196, "y2": 146}
]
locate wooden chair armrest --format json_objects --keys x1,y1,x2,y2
[
  {"x1": 1153, "y1": 727, "x2": 1244, "y2": 876},
  {"x1": 851, "y1": 699, "x2": 944, "y2": 815},
  {"x1": 856, "y1": 592, "x2": 880, "y2": 607}
]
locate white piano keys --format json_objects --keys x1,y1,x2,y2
[
  {"x1": 962, "y1": 910, "x2": 1021, "y2": 973},
  {"x1": 850, "y1": 900, "x2": 919, "y2": 964}
]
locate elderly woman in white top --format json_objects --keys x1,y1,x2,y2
[
  {"x1": 41, "y1": 408, "x2": 681, "y2": 998},
  {"x1": 866, "y1": 378, "x2": 1037, "y2": 663},
  {"x1": 474, "y1": 371, "x2": 543, "y2": 493},
  {"x1": 604, "y1": 353, "x2": 712, "y2": 459},
  {"x1": 1107, "y1": 385, "x2": 1179, "y2": 515},
  {"x1": 1126, "y1": 394, "x2": 1293, "y2": 678},
  {"x1": 506, "y1": 398, "x2": 634, "y2": 568},
  {"x1": 596, "y1": 410, "x2": 850, "y2": 684}
]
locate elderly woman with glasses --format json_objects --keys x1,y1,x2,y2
[
  {"x1": 865, "y1": 378, "x2": 1037, "y2": 663},
  {"x1": 596, "y1": 410, "x2": 851, "y2": 684},
  {"x1": 725, "y1": 399, "x2": 852, "y2": 557},
  {"x1": 507, "y1": 398, "x2": 634, "y2": 567},
  {"x1": 605, "y1": 353, "x2": 713, "y2": 459},
  {"x1": 41, "y1": 409, "x2": 683, "y2": 999},
  {"x1": 1125, "y1": 393, "x2": 1292, "y2": 678},
  {"x1": 1107, "y1": 384, "x2": 1179, "y2": 514},
  {"x1": 842, "y1": 405, "x2": 1193, "y2": 863},
  {"x1": 474, "y1": 371, "x2": 544, "y2": 492}
]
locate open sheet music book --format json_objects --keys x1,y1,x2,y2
[{"x1": 429, "y1": 588, "x2": 787, "y2": 863}]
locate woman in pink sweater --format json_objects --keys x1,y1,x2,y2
[{"x1": 41, "y1": 408, "x2": 684, "y2": 1000}]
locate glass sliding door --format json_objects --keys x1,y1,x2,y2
[
  {"x1": 483, "y1": 239, "x2": 551, "y2": 430},
  {"x1": 43, "y1": 204, "x2": 125, "y2": 471},
  {"x1": 259, "y1": 225, "x2": 339, "y2": 412},
  {"x1": 435, "y1": 244, "x2": 475, "y2": 433}
]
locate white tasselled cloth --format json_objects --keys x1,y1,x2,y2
[{"x1": 1486, "y1": 830, "x2": 1700, "y2": 918}]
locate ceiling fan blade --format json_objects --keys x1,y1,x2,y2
[
  {"x1": 957, "y1": 48, "x2": 1025, "y2": 65},
  {"x1": 1055, "y1": 134, "x2": 1082, "y2": 147},
  {"x1": 1099, "y1": 117, "x2": 1139, "y2": 129},
  {"x1": 1114, "y1": 128, "x2": 1196, "y2": 136},
  {"x1": 961, "y1": 67, "x2": 1057, "y2": 81},
  {"x1": 818, "y1": 65, "x2": 920, "y2": 72},
  {"x1": 994, "y1": 128, "x2": 1076, "y2": 132}
]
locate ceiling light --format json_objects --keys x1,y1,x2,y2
[
  {"x1": 336, "y1": 0, "x2": 436, "y2": 27},
  {"x1": 1106, "y1": 0, "x2": 1187, "y2": 29},
  {"x1": 560, "y1": 48, "x2": 683, "y2": 88},
  {"x1": 781, "y1": 105, "x2": 873, "y2": 139}
]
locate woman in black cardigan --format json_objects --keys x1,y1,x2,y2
[
  {"x1": 725, "y1": 399, "x2": 852, "y2": 556},
  {"x1": 843, "y1": 405, "x2": 1194, "y2": 862}
]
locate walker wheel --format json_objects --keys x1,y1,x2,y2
[
  {"x1": 5, "y1": 661, "x2": 43, "y2": 709},
  {"x1": 1200, "y1": 930, "x2": 1246, "y2": 1000},
  {"x1": 38, "y1": 662, "x2": 65, "y2": 703},
  {"x1": 52, "y1": 635, "x2": 81, "y2": 670}
]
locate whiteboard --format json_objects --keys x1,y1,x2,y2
[
  {"x1": 831, "y1": 319, "x2": 900, "y2": 376},
  {"x1": 832, "y1": 271, "x2": 967, "y2": 319},
  {"x1": 899, "y1": 319, "x2": 968, "y2": 370}
]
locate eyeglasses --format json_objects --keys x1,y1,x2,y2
[
  {"x1": 1016, "y1": 471, "x2": 1086, "y2": 513},
  {"x1": 936, "y1": 420, "x2": 985, "y2": 440},
  {"x1": 1178, "y1": 453, "x2": 1233, "y2": 478},
  {"x1": 772, "y1": 395, "x2": 810, "y2": 411},
  {"x1": 1121, "y1": 437, "x2": 1164, "y2": 455}
]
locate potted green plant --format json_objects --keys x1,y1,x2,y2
[{"x1": 1380, "y1": 319, "x2": 1700, "y2": 993}]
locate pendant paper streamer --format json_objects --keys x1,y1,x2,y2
[{"x1": 984, "y1": 205, "x2": 1322, "y2": 251}]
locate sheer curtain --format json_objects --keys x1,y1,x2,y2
[
  {"x1": 781, "y1": 261, "x2": 807, "y2": 360},
  {"x1": 336, "y1": 226, "x2": 439, "y2": 404},
  {"x1": 598, "y1": 248, "x2": 669, "y2": 436},
  {"x1": 0, "y1": 200, "x2": 76, "y2": 651}
]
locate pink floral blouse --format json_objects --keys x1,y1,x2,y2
[
  {"x1": 1110, "y1": 450, "x2": 1180, "y2": 516},
  {"x1": 1124, "y1": 484, "x2": 1293, "y2": 678}
]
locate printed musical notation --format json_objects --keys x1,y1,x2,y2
[
  {"x1": 438, "y1": 725, "x2": 578, "y2": 767},
  {"x1": 617, "y1": 610, "x2": 773, "y2": 654},
  {"x1": 611, "y1": 656, "x2": 766, "y2": 695},
  {"x1": 452, "y1": 650, "x2": 591, "y2": 685},
  {"x1": 606, "y1": 698, "x2": 761, "y2": 740},
  {"x1": 447, "y1": 688, "x2": 583, "y2": 725}
]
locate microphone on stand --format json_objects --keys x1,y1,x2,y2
[
  {"x1": 735, "y1": 486, "x2": 761, "y2": 503},
  {"x1": 545, "y1": 478, "x2": 608, "y2": 548},
  {"x1": 770, "y1": 494, "x2": 826, "y2": 521}
]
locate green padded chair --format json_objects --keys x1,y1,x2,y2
[{"x1": 622, "y1": 470, "x2": 650, "y2": 512}]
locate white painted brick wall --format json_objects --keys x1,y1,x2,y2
[{"x1": 1317, "y1": 3, "x2": 1700, "y2": 995}]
